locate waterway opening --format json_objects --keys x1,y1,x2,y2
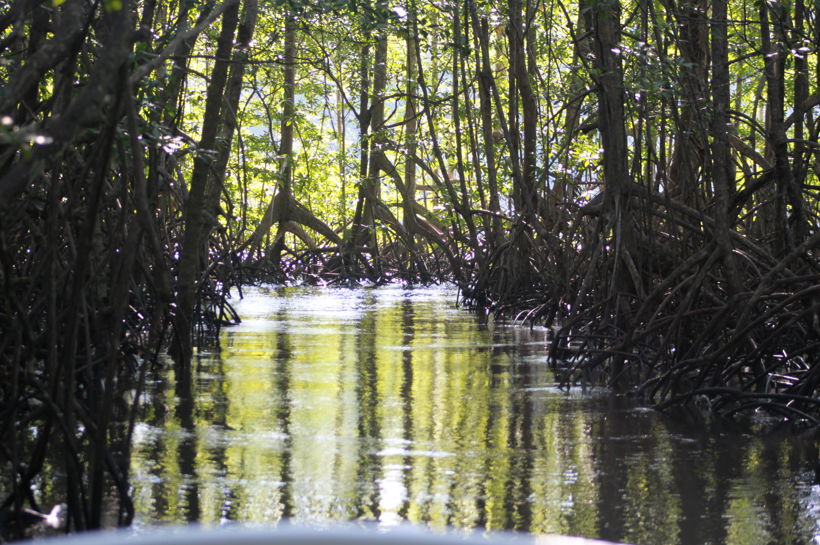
[{"x1": 129, "y1": 285, "x2": 820, "y2": 545}]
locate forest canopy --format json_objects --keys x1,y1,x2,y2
[{"x1": 1, "y1": 0, "x2": 820, "y2": 533}]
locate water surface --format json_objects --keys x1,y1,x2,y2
[{"x1": 130, "y1": 286, "x2": 820, "y2": 545}]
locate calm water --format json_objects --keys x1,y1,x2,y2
[{"x1": 130, "y1": 286, "x2": 820, "y2": 545}]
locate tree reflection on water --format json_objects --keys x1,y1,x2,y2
[{"x1": 130, "y1": 286, "x2": 819, "y2": 545}]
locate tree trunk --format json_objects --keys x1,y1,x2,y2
[
  {"x1": 363, "y1": 4, "x2": 389, "y2": 274},
  {"x1": 204, "y1": 0, "x2": 258, "y2": 220},
  {"x1": 792, "y1": 0, "x2": 809, "y2": 186},
  {"x1": 347, "y1": 25, "x2": 372, "y2": 270},
  {"x1": 710, "y1": 0, "x2": 740, "y2": 295},
  {"x1": 517, "y1": 0, "x2": 538, "y2": 219},
  {"x1": 403, "y1": 13, "x2": 419, "y2": 239},
  {"x1": 173, "y1": 1, "x2": 239, "y2": 363},
  {"x1": 666, "y1": 0, "x2": 709, "y2": 207},
  {"x1": 469, "y1": 6, "x2": 502, "y2": 245},
  {"x1": 452, "y1": 0, "x2": 478, "y2": 251},
  {"x1": 246, "y1": 14, "x2": 342, "y2": 262},
  {"x1": 588, "y1": 0, "x2": 637, "y2": 385},
  {"x1": 760, "y1": 0, "x2": 804, "y2": 254},
  {"x1": 258, "y1": 10, "x2": 297, "y2": 267}
]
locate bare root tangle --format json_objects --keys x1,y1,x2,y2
[
  {"x1": 0, "y1": 147, "x2": 173, "y2": 533},
  {"x1": 239, "y1": 209, "x2": 463, "y2": 287},
  {"x1": 0, "y1": 3, "x2": 241, "y2": 530},
  {"x1": 243, "y1": 240, "x2": 448, "y2": 287},
  {"x1": 464, "y1": 182, "x2": 820, "y2": 426}
]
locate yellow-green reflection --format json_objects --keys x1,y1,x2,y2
[{"x1": 130, "y1": 286, "x2": 818, "y2": 545}]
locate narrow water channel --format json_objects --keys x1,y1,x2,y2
[{"x1": 130, "y1": 286, "x2": 820, "y2": 545}]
